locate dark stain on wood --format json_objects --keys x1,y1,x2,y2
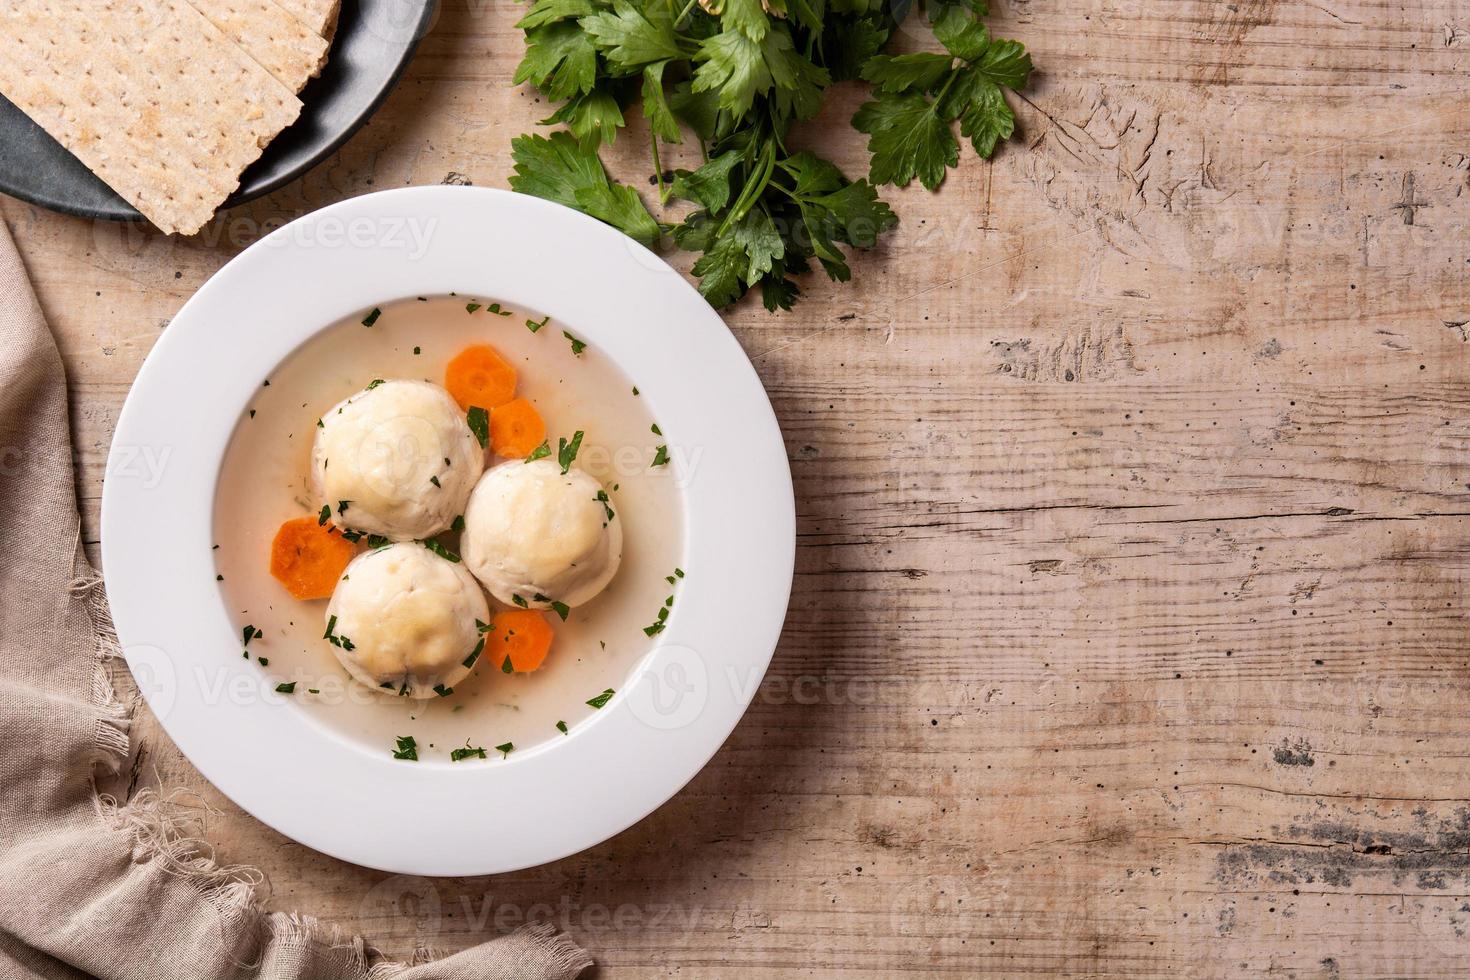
[
  {"x1": 1216, "y1": 809, "x2": 1470, "y2": 889},
  {"x1": 1272, "y1": 737, "x2": 1315, "y2": 767}
]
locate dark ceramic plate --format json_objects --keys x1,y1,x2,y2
[{"x1": 0, "y1": 0, "x2": 437, "y2": 223}]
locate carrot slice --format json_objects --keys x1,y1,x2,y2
[
  {"x1": 486, "y1": 610, "x2": 555, "y2": 672},
  {"x1": 269, "y1": 516, "x2": 356, "y2": 600},
  {"x1": 445, "y1": 344, "x2": 517, "y2": 412},
  {"x1": 490, "y1": 398, "x2": 547, "y2": 458}
]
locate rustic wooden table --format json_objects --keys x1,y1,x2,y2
[{"x1": 5, "y1": 0, "x2": 1469, "y2": 975}]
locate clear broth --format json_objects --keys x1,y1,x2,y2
[{"x1": 213, "y1": 295, "x2": 685, "y2": 760}]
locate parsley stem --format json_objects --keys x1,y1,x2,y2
[
  {"x1": 652, "y1": 130, "x2": 669, "y2": 205},
  {"x1": 673, "y1": 0, "x2": 699, "y2": 27},
  {"x1": 719, "y1": 137, "x2": 777, "y2": 237},
  {"x1": 931, "y1": 68, "x2": 961, "y2": 110}
]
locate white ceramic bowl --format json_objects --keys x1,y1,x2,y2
[{"x1": 101, "y1": 187, "x2": 795, "y2": 875}]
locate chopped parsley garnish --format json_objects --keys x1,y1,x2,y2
[
  {"x1": 466, "y1": 406, "x2": 490, "y2": 448},
  {"x1": 248, "y1": 409, "x2": 256, "y2": 419},
  {"x1": 422, "y1": 539, "x2": 461, "y2": 563},
  {"x1": 362, "y1": 307, "x2": 381, "y2": 327},
  {"x1": 632, "y1": 386, "x2": 639, "y2": 396},
  {"x1": 586, "y1": 689, "x2": 615, "y2": 709},
  {"x1": 308, "y1": 688, "x2": 320, "y2": 694},
  {"x1": 651, "y1": 445, "x2": 669, "y2": 467},
  {"x1": 595, "y1": 489, "x2": 614, "y2": 522},
  {"x1": 475, "y1": 618, "x2": 493, "y2": 633},
  {"x1": 526, "y1": 315, "x2": 549, "y2": 333},
  {"x1": 242, "y1": 625, "x2": 262, "y2": 646},
  {"x1": 651, "y1": 423, "x2": 662, "y2": 436},
  {"x1": 340, "y1": 529, "x2": 363, "y2": 543},
  {"x1": 495, "y1": 741, "x2": 514, "y2": 758},
  {"x1": 367, "y1": 534, "x2": 390, "y2": 549},
  {"x1": 429, "y1": 475, "x2": 441, "y2": 488},
  {"x1": 392, "y1": 735, "x2": 418, "y2": 760},
  {"x1": 556, "y1": 720, "x2": 568, "y2": 734},
  {"x1": 324, "y1": 615, "x2": 354, "y2": 651},
  {"x1": 275, "y1": 682, "x2": 296, "y2": 694},
  {"x1": 549, "y1": 600, "x2": 570, "y2": 621},
  {"x1": 487, "y1": 303, "x2": 512, "y2": 316},
  {"x1": 433, "y1": 683, "x2": 454, "y2": 697},
  {"x1": 398, "y1": 682, "x2": 411, "y2": 697},
  {"x1": 512, "y1": 594, "x2": 529, "y2": 608},
  {"x1": 463, "y1": 637, "x2": 485, "y2": 669},
  {"x1": 502, "y1": 655, "x2": 515, "y2": 674},
  {"x1": 365, "y1": 379, "x2": 386, "y2": 389},
  {"x1": 466, "y1": 302, "x2": 482, "y2": 313},
  {"x1": 337, "y1": 500, "x2": 350, "y2": 516},
  {"x1": 558, "y1": 430, "x2": 584, "y2": 474},
  {"x1": 317, "y1": 504, "x2": 331, "y2": 526},
  {"x1": 413, "y1": 346, "x2": 421, "y2": 355},
  {"x1": 257, "y1": 656, "x2": 268, "y2": 666},
  {"x1": 316, "y1": 418, "x2": 324, "y2": 428},
  {"x1": 644, "y1": 570, "x2": 684, "y2": 635},
  {"x1": 563, "y1": 330, "x2": 587, "y2": 356},
  {"x1": 379, "y1": 681, "x2": 394, "y2": 690},
  {"x1": 451, "y1": 742, "x2": 487, "y2": 761},
  {"x1": 452, "y1": 514, "x2": 466, "y2": 531},
  {"x1": 525, "y1": 440, "x2": 551, "y2": 462}
]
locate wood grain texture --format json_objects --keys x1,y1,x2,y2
[{"x1": 7, "y1": 0, "x2": 1470, "y2": 975}]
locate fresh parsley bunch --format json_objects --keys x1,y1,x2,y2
[{"x1": 508, "y1": 0, "x2": 1032, "y2": 309}]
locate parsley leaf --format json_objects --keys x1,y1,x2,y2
[
  {"x1": 467, "y1": 406, "x2": 490, "y2": 449},
  {"x1": 854, "y1": 26, "x2": 1032, "y2": 189},
  {"x1": 422, "y1": 539, "x2": 461, "y2": 563},
  {"x1": 392, "y1": 735, "x2": 418, "y2": 760},
  {"x1": 582, "y1": 0, "x2": 682, "y2": 71},
  {"x1": 558, "y1": 430, "x2": 585, "y2": 473},
  {"x1": 451, "y1": 742, "x2": 487, "y2": 761},
  {"x1": 541, "y1": 89, "x2": 626, "y2": 147},
  {"x1": 851, "y1": 91, "x2": 957, "y2": 191},
  {"x1": 509, "y1": 133, "x2": 660, "y2": 246},
  {"x1": 513, "y1": 22, "x2": 598, "y2": 101},
  {"x1": 516, "y1": 0, "x2": 595, "y2": 30}
]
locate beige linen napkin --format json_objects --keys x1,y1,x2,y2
[{"x1": 0, "y1": 220, "x2": 592, "y2": 980}]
